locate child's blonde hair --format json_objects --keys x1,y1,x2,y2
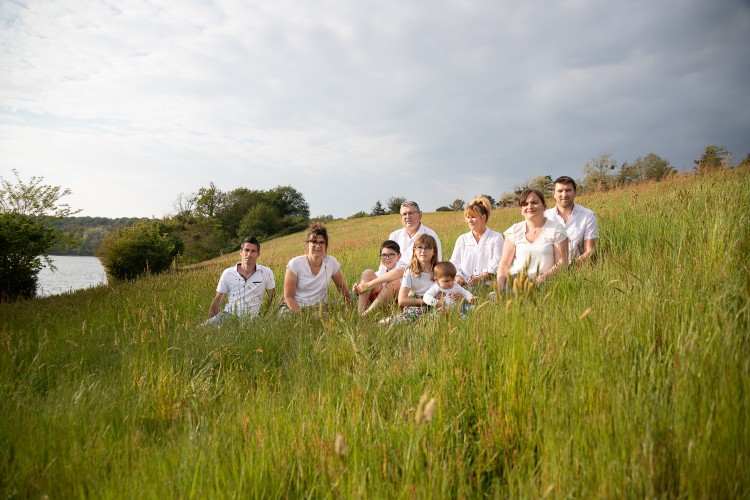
[{"x1": 408, "y1": 234, "x2": 438, "y2": 276}]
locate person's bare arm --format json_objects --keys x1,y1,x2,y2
[
  {"x1": 209, "y1": 292, "x2": 224, "y2": 317},
  {"x1": 577, "y1": 239, "x2": 596, "y2": 261},
  {"x1": 283, "y1": 269, "x2": 301, "y2": 312}
]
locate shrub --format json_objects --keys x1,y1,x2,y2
[{"x1": 96, "y1": 221, "x2": 184, "y2": 281}]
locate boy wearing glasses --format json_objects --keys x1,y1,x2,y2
[
  {"x1": 352, "y1": 240, "x2": 406, "y2": 316},
  {"x1": 204, "y1": 236, "x2": 276, "y2": 326}
]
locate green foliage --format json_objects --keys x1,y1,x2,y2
[
  {"x1": 47, "y1": 216, "x2": 151, "y2": 255},
  {"x1": 526, "y1": 175, "x2": 553, "y2": 195},
  {"x1": 1, "y1": 169, "x2": 748, "y2": 497},
  {"x1": 450, "y1": 198, "x2": 465, "y2": 211},
  {"x1": 237, "y1": 203, "x2": 281, "y2": 241},
  {"x1": 349, "y1": 211, "x2": 369, "y2": 219},
  {"x1": 0, "y1": 170, "x2": 79, "y2": 300},
  {"x1": 96, "y1": 220, "x2": 184, "y2": 280},
  {"x1": 436, "y1": 206, "x2": 452, "y2": 212},
  {"x1": 583, "y1": 152, "x2": 617, "y2": 191},
  {"x1": 633, "y1": 152, "x2": 676, "y2": 181},
  {"x1": 386, "y1": 196, "x2": 406, "y2": 215},
  {"x1": 370, "y1": 200, "x2": 386, "y2": 216},
  {"x1": 0, "y1": 213, "x2": 55, "y2": 300},
  {"x1": 695, "y1": 144, "x2": 730, "y2": 173}
]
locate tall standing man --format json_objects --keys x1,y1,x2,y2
[
  {"x1": 204, "y1": 236, "x2": 275, "y2": 325},
  {"x1": 544, "y1": 176, "x2": 599, "y2": 262}
]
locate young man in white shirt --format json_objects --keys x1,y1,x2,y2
[
  {"x1": 204, "y1": 236, "x2": 275, "y2": 325},
  {"x1": 544, "y1": 176, "x2": 599, "y2": 262}
]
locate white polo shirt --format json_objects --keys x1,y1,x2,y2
[
  {"x1": 388, "y1": 224, "x2": 443, "y2": 264},
  {"x1": 216, "y1": 264, "x2": 275, "y2": 317},
  {"x1": 544, "y1": 204, "x2": 599, "y2": 261}
]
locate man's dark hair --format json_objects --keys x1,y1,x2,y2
[
  {"x1": 553, "y1": 176, "x2": 577, "y2": 192},
  {"x1": 241, "y1": 236, "x2": 261, "y2": 252}
]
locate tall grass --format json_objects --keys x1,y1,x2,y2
[{"x1": 1, "y1": 168, "x2": 748, "y2": 497}]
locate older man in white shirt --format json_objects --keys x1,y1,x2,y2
[
  {"x1": 544, "y1": 176, "x2": 599, "y2": 262},
  {"x1": 389, "y1": 200, "x2": 443, "y2": 264}
]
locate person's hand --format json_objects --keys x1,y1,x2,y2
[
  {"x1": 450, "y1": 291, "x2": 463, "y2": 302},
  {"x1": 467, "y1": 275, "x2": 480, "y2": 285},
  {"x1": 456, "y1": 276, "x2": 466, "y2": 286}
]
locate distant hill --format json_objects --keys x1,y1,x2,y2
[{"x1": 48, "y1": 216, "x2": 152, "y2": 255}]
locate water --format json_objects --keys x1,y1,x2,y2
[{"x1": 37, "y1": 255, "x2": 108, "y2": 297}]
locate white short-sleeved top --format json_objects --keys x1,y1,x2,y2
[
  {"x1": 400, "y1": 268, "x2": 435, "y2": 296},
  {"x1": 449, "y1": 228, "x2": 504, "y2": 280},
  {"x1": 388, "y1": 224, "x2": 442, "y2": 265},
  {"x1": 375, "y1": 259, "x2": 407, "y2": 278},
  {"x1": 423, "y1": 282, "x2": 474, "y2": 306},
  {"x1": 504, "y1": 219, "x2": 568, "y2": 278},
  {"x1": 286, "y1": 255, "x2": 341, "y2": 307},
  {"x1": 544, "y1": 204, "x2": 599, "y2": 261},
  {"x1": 217, "y1": 264, "x2": 276, "y2": 317}
]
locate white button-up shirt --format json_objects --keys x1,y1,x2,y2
[{"x1": 544, "y1": 204, "x2": 599, "y2": 261}]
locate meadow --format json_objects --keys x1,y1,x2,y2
[{"x1": 1, "y1": 167, "x2": 748, "y2": 497}]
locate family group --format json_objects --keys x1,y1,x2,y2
[{"x1": 204, "y1": 176, "x2": 599, "y2": 326}]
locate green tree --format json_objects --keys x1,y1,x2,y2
[
  {"x1": 436, "y1": 206, "x2": 452, "y2": 212},
  {"x1": 386, "y1": 196, "x2": 407, "y2": 215},
  {"x1": 527, "y1": 175, "x2": 553, "y2": 195},
  {"x1": 348, "y1": 211, "x2": 368, "y2": 219},
  {"x1": 497, "y1": 192, "x2": 518, "y2": 207},
  {"x1": 632, "y1": 153, "x2": 676, "y2": 181},
  {"x1": 370, "y1": 201, "x2": 386, "y2": 216},
  {"x1": 614, "y1": 162, "x2": 640, "y2": 187},
  {"x1": 237, "y1": 203, "x2": 281, "y2": 241},
  {"x1": 194, "y1": 182, "x2": 226, "y2": 218},
  {"x1": 96, "y1": 220, "x2": 184, "y2": 281},
  {"x1": 0, "y1": 170, "x2": 80, "y2": 300},
  {"x1": 583, "y1": 153, "x2": 617, "y2": 191},
  {"x1": 478, "y1": 194, "x2": 496, "y2": 207},
  {"x1": 694, "y1": 145, "x2": 730, "y2": 173},
  {"x1": 451, "y1": 199, "x2": 465, "y2": 211}
]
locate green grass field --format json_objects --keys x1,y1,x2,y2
[{"x1": 1, "y1": 168, "x2": 748, "y2": 497}]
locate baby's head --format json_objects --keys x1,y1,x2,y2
[{"x1": 433, "y1": 261, "x2": 457, "y2": 290}]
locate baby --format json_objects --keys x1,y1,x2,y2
[{"x1": 423, "y1": 261, "x2": 475, "y2": 308}]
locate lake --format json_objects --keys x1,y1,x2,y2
[{"x1": 37, "y1": 255, "x2": 108, "y2": 297}]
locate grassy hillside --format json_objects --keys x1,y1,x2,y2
[{"x1": 1, "y1": 168, "x2": 749, "y2": 497}]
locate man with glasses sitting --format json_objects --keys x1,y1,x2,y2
[
  {"x1": 351, "y1": 240, "x2": 407, "y2": 316},
  {"x1": 389, "y1": 201, "x2": 443, "y2": 264}
]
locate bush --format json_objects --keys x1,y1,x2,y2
[
  {"x1": 0, "y1": 213, "x2": 56, "y2": 300},
  {"x1": 96, "y1": 221, "x2": 184, "y2": 281}
]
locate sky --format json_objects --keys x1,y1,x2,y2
[{"x1": 1, "y1": 0, "x2": 749, "y2": 219}]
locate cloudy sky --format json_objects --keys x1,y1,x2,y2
[{"x1": 1, "y1": 0, "x2": 749, "y2": 219}]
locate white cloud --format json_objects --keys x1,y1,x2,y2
[{"x1": 1, "y1": 0, "x2": 748, "y2": 218}]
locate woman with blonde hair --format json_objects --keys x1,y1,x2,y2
[
  {"x1": 281, "y1": 222, "x2": 351, "y2": 313},
  {"x1": 449, "y1": 196, "x2": 504, "y2": 289},
  {"x1": 379, "y1": 234, "x2": 438, "y2": 324}
]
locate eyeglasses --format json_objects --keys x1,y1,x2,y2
[
  {"x1": 307, "y1": 240, "x2": 326, "y2": 246},
  {"x1": 415, "y1": 246, "x2": 433, "y2": 252},
  {"x1": 401, "y1": 211, "x2": 420, "y2": 217},
  {"x1": 380, "y1": 253, "x2": 398, "y2": 259}
]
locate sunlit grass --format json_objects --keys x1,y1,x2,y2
[{"x1": 1, "y1": 168, "x2": 749, "y2": 497}]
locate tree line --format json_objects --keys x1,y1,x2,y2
[{"x1": 2, "y1": 144, "x2": 747, "y2": 300}]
